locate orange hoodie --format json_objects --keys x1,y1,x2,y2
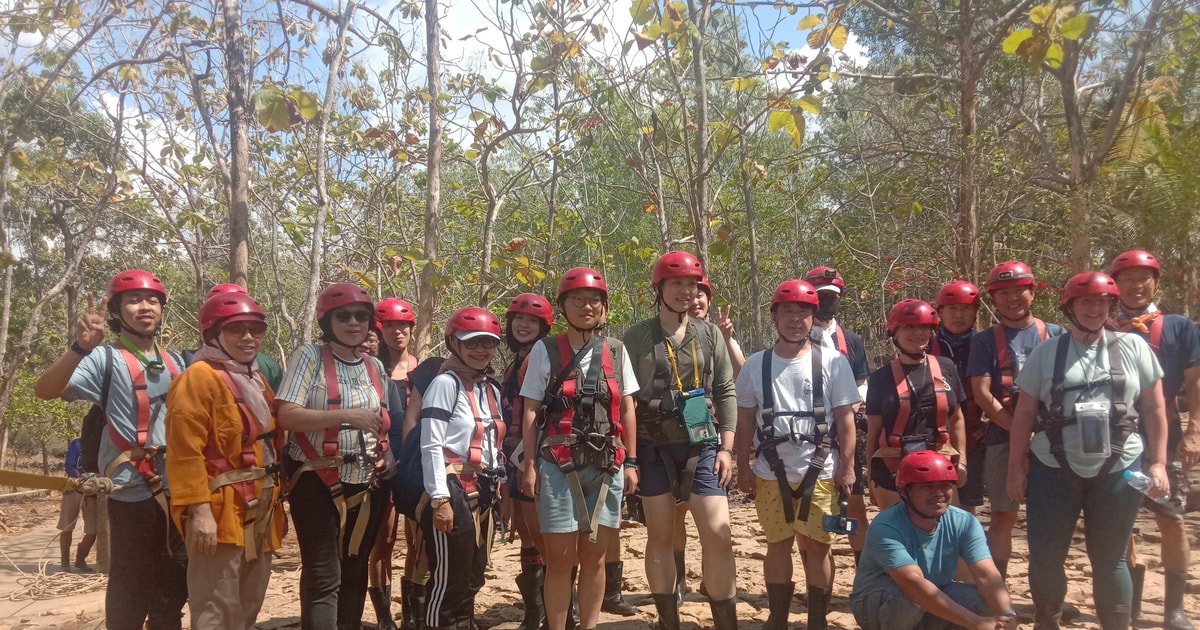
[{"x1": 166, "y1": 360, "x2": 285, "y2": 552}]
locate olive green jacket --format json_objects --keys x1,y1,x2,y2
[{"x1": 622, "y1": 316, "x2": 737, "y2": 445}]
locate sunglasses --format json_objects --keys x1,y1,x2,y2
[
  {"x1": 224, "y1": 323, "x2": 267, "y2": 338},
  {"x1": 333, "y1": 309, "x2": 373, "y2": 324},
  {"x1": 461, "y1": 337, "x2": 499, "y2": 350}
]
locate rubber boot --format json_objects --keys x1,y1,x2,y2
[
  {"x1": 651, "y1": 593, "x2": 680, "y2": 630},
  {"x1": 1129, "y1": 564, "x2": 1145, "y2": 622},
  {"x1": 413, "y1": 581, "x2": 428, "y2": 630},
  {"x1": 515, "y1": 565, "x2": 546, "y2": 630},
  {"x1": 1097, "y1": 604, "x2": 1131, "y2": 630},
  {"x1": 399, "y1": 580, "x2": 414, "y2": 630},
  {"x1": 601, "y1": 561, "x2": 637, "y2": 616},
  {"x1": 59, "y1": 535, "x2": 71, "y2": 573},
  {"x1": 1033, "y1": 605, "x2": 1062, "y2": 630},
  {"x1": 673, "y1": 551, "x2": 689, "y2": 605},
  {"x1": 806, "y1": 586, "x2": 831, "y2": 630},
  {"x1": 709, "y1": 597, "x2": 738, "y2": 630},
  {"x1": 1165, "y1": 571, "x2": 1195, "y2": 630},
  {"x1": 763, "y1": 581, "x2": 794, "y2": 630},
  {"x1": 1061, "y1": 602, "x2": 1082, "y2": 624},
  {"x1": 369, "y1": 586, "x2": 398, "y2": 630}
]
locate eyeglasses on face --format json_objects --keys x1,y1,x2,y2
[
  {"x1": 334, "y1": 309, "x2": 373, "y2": 324},
  {"x1": 462, "y1": 337, "x2": 499, "y2": 350},
  {"x1": 568, "y1": 294, "x2": 604, "y2": 308}
]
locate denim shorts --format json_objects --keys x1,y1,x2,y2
[
  {"x1": 535, "y1": 459, "x2": 624, "y2": 534},
  {"x1": 635, "y1": 439, "x2": 726, "y2": 498}
]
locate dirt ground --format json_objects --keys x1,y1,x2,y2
[{"x1": 0, "y1": 486, "x2": 1197, "y2": 629}]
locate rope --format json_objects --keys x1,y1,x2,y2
[{"x1": 0, "y1": 532, "x2": 107, "y2": 601}]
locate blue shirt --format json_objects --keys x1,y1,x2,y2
[
  {"x1": 65, "y1": 438, "x2": 82, "y2": 478},
  {"x1": 64, "y1": 344, "x2": 184, "y2": 502},
  {"x1": 966, "y1": 320, "x2": 1065, "y2": 444},
  {"x1": 1123, "y1": 313, "x2": 1200, "y2": 415},
  {"x1": 853, "y1": 503, "x2": 991, "y2": 597}
]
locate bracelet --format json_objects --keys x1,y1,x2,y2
[
  {"x1": 70, "y1": 341, "x2": 91, "y2": 357},
  {"x1": 622, "y1": 457, "x2": 639, "y2": 469},
  {"x1": 717, "y1": 445, "x2": 733, "y2": 454}
]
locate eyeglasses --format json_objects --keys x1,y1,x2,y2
[
  {"x1": 334, "y1": 309, "x2": 373, "y2": 324},
  {"x1": 462, "y1": 337, "x2": 499, "y2": 350},
  {"x1": 567, "y1": 295, "x2": 604, "y2": 308},
  {"x1": 224, "y1": 323, "x2": 267, "y2": 338}
]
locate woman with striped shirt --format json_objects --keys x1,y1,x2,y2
[{"x1": 277, "y1": 283, "x2": 394, "y2": 630}]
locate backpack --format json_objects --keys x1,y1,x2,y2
[
  {"x1": 392, "y1": 374, "x2": 462, "y2": 520},
  {"x1": 79, "y1": 346, "x2": 115, "y2": 475}
]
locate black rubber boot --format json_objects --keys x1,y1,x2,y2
[
  {"x1": 399, "y1": 580, "x2": 414, "y2": 630},
  {"x1": 1129, "y1": 564, "x2": 1145, "y2": 621},
  {"x1": 651, "y1": 593, "x2": 680, "y2": 630},
  {"x1": 673, "y1": 551, "x2": 689, "y2": 605},
  {"x1": 709, "y1": 597, "x2": 738, "y2": 630},
  {"x1": 59, "y1": 535, "x2": 71, "y2": 574},
  {"x1": 1097, "y1": 604, "x2": 1131, "y2": 630},
  {"x1": 806, "y1": 586, "x2": 831, "y2": 630},
  {"x1": 601, "y1": 561, "x2": 637, "y2": 616},
  {"x1": 413, "y1": 581, "x2": 428, "y2": 630},
  {"x1": 515, "y1": 565, "x2": 546, "y2": 630},
  {"x1": 1033, "y1": 605, "x2": 1062, "y2": 630},
  {"x1": 763, "y1": 581, "x2": 794, "y2": 630},
  {"x1": 369, "y1": 586, "x2": 398, "y2": 630},
  {"x1": 1165, "y1": 571, "x2": 1195, "y2": 630},
  {"x1": 1061, "y1": 602, "x2": 1082, "y2": 624}
]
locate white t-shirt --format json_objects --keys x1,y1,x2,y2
[
  {"x1": 736, "y1": 347, "x2": 861, "y2": 482},
  {"x1": 421, "y1": 373, "x2": 502, "y2": 498},
  {"x1": 520, "y1": 337, "x2": 640, "y2": 401}
]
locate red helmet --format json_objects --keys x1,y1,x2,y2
[
  {"x1": 651, "y1": 251, "x2": 704, "y2": 288},
  {"x1": 316, "y1": 283, "x2": 373, "y2": 320},
  {"x1": 507, "y1": 292, "x2": 554, "y2": 328},
  {"x1": 1060, "y1": 272, "x2": 1119, "y2": 308},
  {"x1": 556, "y1": 267, "x2": 608, "y2": 304},
  {"x1": 936, "y1": 280, "x2": 980, "y2": 307},
  {"x1": 887, "y1": 299, "x2": 939, "y2": 334},
  {"x1": 985, "y1": 260, "x2": 1035, "y2": 292},
  {"x1": 896, "y1": 450, "x2": 958, "y2": 490},
  {"x1": 697, "y1": 276, "x2": 713, "y2": 298},
  {"x1": 376, "y1": 297, "x2": 416, "y2": 324},
  {"x1": 107, "y1": 269, "x2": 167, "y2": 305},
  {"x1": 199, "y1": 292, "x2": 265, "y2": 341},
  {"x1": 206, "y1": 282, "x2": 247, "y2": 299},
  {"x1": 445, "y1": 306, "x2": 502, "y2": 340},
  {"x1": 1109, "y1": 249, "x2": 1160, "y2": 279},
  {"x1": 805, "y1": 266, "x2": 845, "y2": 291},
  {"x1": 770, "y1": 279, "x2": 820, "y2": 310}
]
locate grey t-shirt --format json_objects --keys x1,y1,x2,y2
[{"x1": 1015, "y1": 332, "x2": 1163, "y2": 477}]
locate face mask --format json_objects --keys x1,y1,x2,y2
[{"x1": 816, "y1": 293, "x2": 840, "y2": 321}]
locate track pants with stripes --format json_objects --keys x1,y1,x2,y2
[{"x1": 421, "y1": 474, "x2": 495, "y2": 629}]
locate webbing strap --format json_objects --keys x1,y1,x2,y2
[
  {"x1": 443, "y1": 372, "x2": 504, "y2": 469},
  {"x1": 994, "y1": 319, "x2": 1048, "y2": 409},
  {"x1": 1043, "y1": 331, "x2": 1132, "y2": 478},
  {"x1": 758, "y1": 344, "x2": 831, "y2": 523},
  {"x1": 106, "y1": 346, "x2": 179, "y2": 508},
  {"x1": 832, "y1": 324, "x2": 849, "y2": 357},
  {"x1": 887, "y1": 357, "x2": 950, "y2": 447}
]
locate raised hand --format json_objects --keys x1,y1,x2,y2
[
  {"x1": 716, "y1": 304, "x2": 735, "y2": 342},
  {"x1": 75, "y1": 294, "x2": 108, "y2": 351}
]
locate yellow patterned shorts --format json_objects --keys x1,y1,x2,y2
[{"x1": 754, "y1": 475, "x2": 840, "y2": 544}]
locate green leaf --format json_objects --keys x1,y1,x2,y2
[
  {"x1": 1002, "y1": 28, "x2": 1034, "y2": 54},
  {"x1": 1044, "y1": 42, "x2": 1063, "y2": 68},
  {"x1": 292, "y1": 90, "x2": 320, "y2": 120},
  {"x1": 797, "y1": 95, "x2": 823, "y2": 114},
  {"x1": 464, "y1": 149, "x2": 479, "y2": 159},
  {"x1": 768, "y1": 110, "x2": 791, "y2": 132},
  {"x1": 1059, "y1": 13, "x2": 1095, "y2": 40},
  {"x1": 630, "y1": 0, "x2": 656, "y2": 24},
  {"x1": 1029, "y1": 4, "x2": 1054, "y2": 26},
  {"x1": 251, "y1": 88, "x2": 291, "y2": 132},
  {"x1": 798, "y1": 14, "x2": 823, "y2": 30}
]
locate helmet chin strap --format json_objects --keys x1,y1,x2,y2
[
  {"x1": 116, "y1": 312, "x2": 159, "y2": 340},
  {"x1": 777, "y1": 333, "x2": 809, "y2": 347},
  {"x1": 900, "y1": 489, "x2": 943, "y2": 521},
  {"x1": 656, "y1": 291, "x2": 690, "y2": 324},
  {"x1": 1063, "y1": 307, "x2": 1106, "y2": 338},
  {"x1": 891, "y1": 337, "x2": 927, "y2": 361}
]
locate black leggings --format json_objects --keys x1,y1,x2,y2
[{"x1": 288, "y1": 467, "x2": 389, "y2": 630}]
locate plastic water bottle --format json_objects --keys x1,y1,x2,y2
[{"x1": 1124, "y1": 470, "x2": 1170, "y2": 504}]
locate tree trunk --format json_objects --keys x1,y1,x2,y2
[
  {"x1": 737, "y1": 97, "x2": 762, "y2": 349},
  {"x1": 477, "y1": 184, "x2": 504, "y2": 306},
  {"x1": 955, "y1": 0, "x2": 979, "y2": 281},
  {"x1": 41, "y1": 443, "x2": 48, "y2": 476},
  {"x1": 301, "y1": 4, "x2": 354, "y2": 342},
  {"x1": 222, "y1": 0, "x2": 251, "y2": 288},
  {"x1": 685, "y1": 0, "x2": 710, "y2": 269},
  {"x1": 417, "y1": 0, "x2": 444, "y2": 359}
]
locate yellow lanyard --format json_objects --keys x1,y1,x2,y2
[{"x1": 664, "y1": 337, "x2": 699, "y2": 392}]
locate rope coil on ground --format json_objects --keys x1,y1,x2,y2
[{"x1": 0, "y1": 532, "x2": 106, "y2": 601}]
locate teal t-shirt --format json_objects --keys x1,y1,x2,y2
[
  {"x1": 851, "y1": 503, "x2": 990, "y2": 596},
  {"x1": 1015, "y1": 331, "x2": 1162, "y2": 477}
]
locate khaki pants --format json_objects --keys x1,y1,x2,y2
[{"x1": 185, "y1": 536, "x2": 272, "y2": 630}]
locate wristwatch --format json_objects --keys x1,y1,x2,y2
[
  {"x1": 431, "y1": 497, "x2": 450, "y2": 508},
  {"x1": 1000, "y1": 609, "x2": 1018, "y2": 618}
]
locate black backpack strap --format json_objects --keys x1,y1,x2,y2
[
  {"x1": 795, "y1": 343, "x2": 831, "y2": 522},
  {"x1": 1044, "y1": 334, "x2": 1074, "y2": 473}
]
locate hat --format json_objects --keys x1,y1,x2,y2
[
  {"x1": 815, "y1": 284, "x2": 842, "y2": 294},
  {"x1": 455, "y1": 329, "x2": 501, "y2": 341}
]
